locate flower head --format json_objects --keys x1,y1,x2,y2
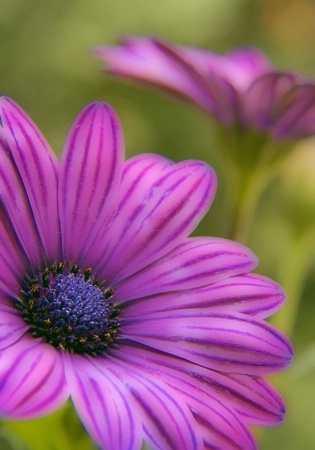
[
  {"x1": 0, "y1": 96, "x2": 293, "y2": 449},
  {"x1": 94, "y1": 36, "x2": 315, "y2": 140}
]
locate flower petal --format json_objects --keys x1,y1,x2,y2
[
  {"x1": 0, "y1": 336, "x2": 69, "y2": 419},
  {"x1": 63, "y1": 354, "x2": 142, "y2": 450},
  {"x1": 152, "y1": 39, "x2": 240, "y2": 126},
  {"x1": 0, "y1": 304, "x2": 28, "y2": 349},
  {"x1": 95, "y1": 39, "x2": 273, "y2": 128},
  {"x1": 94, "y1": 36, "x2": 223, "y2": 118},
  {"x1": 120, "y1": 273, "x2": 286, "y2": 320},
  {"x1": 104, "y1": 354, "x2": 203, "y2": 450},
  {"x1": 204, "y1": 47, "x2": 271, "y2": 92},
  {"x1": 97, "y1": 155, "x2": 216, "y2": 283},
  {"x1": 114, "y1": 344, "x2": 286, "y2": 427},
  {"x1": 158, "y1": 375, "x2": 257, "y2": 450},
  {"x1": 0, "y1": 204, "x2": 29, "y2": 299},
  {"x1": 86, "y1": 153, "x2": 171, "y2": 273},
  {"x1": 270, "y1": 83, "x2": 315, "y2": 139},
  {"x1": 244, "y1": 73, "x2": 298, "y2": 132},
  {"x1": 115, "y1": 237, "x2": 258, "y2": 300},
  {"x1": 223, "y1": 374, "x2": 286, "y2": 426},
  {"x1": 0, "y1": 134, "x2": 42, "y2": 266},
  {"x1": 59, "y1": 102, "x2": 124, "y2": 264},
  {"x1": 0, "y1": 97, "x2": 60, "y2": 263},
  {"x1": 123, "y1": 311, "x2": 293, "y2": 375}
]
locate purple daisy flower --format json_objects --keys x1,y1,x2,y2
[
  {"x1": 94, "y1": 36, "x2": 315, "y2": 140},
  {"x1": 0, "y1": 96, "x2": 292, "y2": 449}
]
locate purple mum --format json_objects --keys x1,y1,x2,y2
[
  {"x1": 0, "y1": 97, "x2": 292, "y2": 449},
  {"x1": 94, "y1": 36, "x2": 315, "y2": 139}
]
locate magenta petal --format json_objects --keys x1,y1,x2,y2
[
  {"x1": 178, "y1": 46, "x2": 271, "y2": 91},
  {"x1": 0, "y1": 207, "x2": 29, "y2": 299},
  {"x1": 0, "y1": 97, "x2": 60, "y2": 263},
  {"x1": 0, "y1": 337, "x2": 69, "y2": 419},
  {"x1": 244, "y1": 72, "x2": 298, "y2": 131},
  {"x1": 121, "y1": 273, "x2": 286, "y2": 320},
  {"x1": 179, "y1": 371, "x2": 285, "y2": 428},
  {"x1": 224, "y1": 374, "x2": 286, "y2": 426},
  {"x1": 0, "y1": 132, "x2": 42, "y2": 266},
  {"x1": 222, "y1": 48, "x2": 271, "y2": 91},
  {"x1": 0, "y1": 304, "x2": 28, "y2": 349},
  {"x1": 63, "y1": 354, "x2": 142, "y2": 450},
  {"x1": 95, "y1": 39, "x2": 272, "y2": 128},
  {"x1": 160, "y1": 375, "x2": 257, "y2": 449},
  {"x1": 94, "y1": 37, "x2": 217, "y2": 117},
  {"x1": 97, "y1": 37, "x2": 240, "y2": 127},
  {"x1": 245, "y1": 73, "x2": 315, "y2": 139},
  {"x1": 116, "y1": 237, "x2": 258, "y2": 300},
  {"x1": 123, "y1": 311, "x2": 293, "y2": 375},
  {"x1": 114, "y1": 345, "x2": 286, "y2": 427},
  {"x1": 270, "y1": 83, "x2": 315, "y2": 139},
  {"x1": 59, "y1": 102, "x2": 124, "y2": 263},
  {"x1": 97, "y1": 156, "x2": 217, "y2": 283},
  {"x1": 104, "y1": 355, "x2": 203, "y2": 450},
  {"x1": 152, "y1": 40, "x2": 240, "y2": 126},
  {"x1": 87, "y1": 153, "x2": 171, "y2": 272},
  {"x1": 97, "y1": 36, "x2": 315, "y2": 138}
]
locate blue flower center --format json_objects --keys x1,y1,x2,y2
[{"x1": 16, "y1": 263, "x2": 120, "y2": 356}]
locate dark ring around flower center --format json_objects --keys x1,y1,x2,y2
[{"x1": 16, "y1": 263, "x2": 120, "y2": 356}]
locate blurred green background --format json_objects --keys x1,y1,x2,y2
[{"x1": 1, "y1": 0, "x2": 315, "y2": 448}]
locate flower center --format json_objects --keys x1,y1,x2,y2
[{"x1": 16, "y1": 263, "x2": 120, "y2": 356}]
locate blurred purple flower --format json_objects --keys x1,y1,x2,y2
[
  {"x1": 0, "y1": 97, "x2": 292, "y2": 449},
  {"x1": 94, "y1": 36, "x2": 315, "y2": 140}
]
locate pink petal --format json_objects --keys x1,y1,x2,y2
[
  {"x1": 96, "y1": 155, "x2": 217, "y2": 283},
  {"x1": 244, "y1": 72, "x2": 298, "y2": 131},
  {"x1": 0, "y1": 97, "x2": 60, "y2": 264},
  {"x1": 0, "y1": 135, "x2": 42, "y2": 266},
  {"x1": 95, "y1": 38, "x2": 272, "y2": 128},
  {"x1": 59, "y1": 102, "x2": 124, "y2": 264},
  {"x1": 123, "y1": 311, "x2": 293, "y2": 375},
  {"x1": 87, "y1": 153, "x2": 171, "y2": 272},
  {"x1": 115, "y1": 237, "x2": 258, "y2": 300},
  {"x1": 167, "y1": 378, "x2": 257, "y2": 449},
  {"x1": 174, "y1": 46, "x2": 271, "y2": 124},
  {"x1": 0, "y1": 205, "x2": 29, "y2": 299},
  {"x1": 270, "y1": 83, "x2": 315, "y2": 139},
  {"x1": 216, "y1": 48, "x2": 271, "y2": 91},
  {"x1": 152, "y1": 39, "x2": 240, "y2": 126},
  {"x1": 0, "y1": 336, "x2": 69, "y2": 419},
  {"x1": 94, "y1": 37, "x2": 219, "y2": 117},
  {"x1": 0, "y1": 304, "x2": 28, "y2": 349},
  {"x1": 121, "y1": 273, "x2": 286, "y2": 320},
  {"x1": 114, "y1": 344, "x2": 286, "y2": 427},
  {"x1": 104, "y1": 354, "x2": 203, "y2": 450},
  {"x1": 63, "y1": 354, "x2": 142, "y2": 450},
  {"x1": 225, "y1": 374, "x2": 286, "y2": 426}
]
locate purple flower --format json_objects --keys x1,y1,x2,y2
[
  {"x1": 94, "y1": 36, "x2": 315, "y2": 140},
  {"x1": 0, "y1": 96, "x2": 292, "y2": 450}
]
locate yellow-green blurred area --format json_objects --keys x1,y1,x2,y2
[{"x1": 0, "y1": 0, "x2": 315, "y2": 449}]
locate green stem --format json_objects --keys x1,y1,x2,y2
[
  {"x1": 215, "y1": 127, "x2": 292, "y2": 243},
  {"x1": 227, "y1": 163, "x2": 275, "y2": 242}
]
